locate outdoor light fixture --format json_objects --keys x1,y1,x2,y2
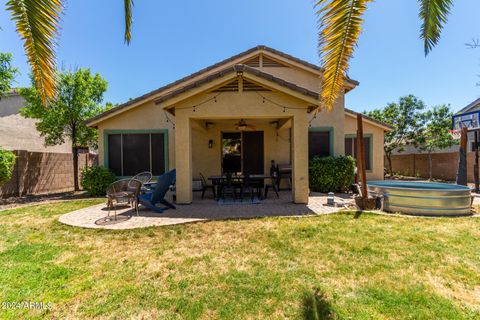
[
  {"x1": 208, "y1": 139, "x2": 213, "y2": 149},
  {"x1": 327, "y1": 192, "x2": 335, "y2": 206},
  {"x1": 270, "y1": 121, "x2": 279, "y2": 129},
  {"x1": 205, "y1": 121, "x2": 214, "y2": 130}
]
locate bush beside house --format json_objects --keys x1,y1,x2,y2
[
  {"x1": 0, "y1": 149, "x2": 15, "y2": 186},
  {"x1": 81, "y1": 166, "x2": 116, "y2": 196},
  {"x1": 309, "y1": 156, "x2": 355, "y2": 193}
]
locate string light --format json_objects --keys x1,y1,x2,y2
[
  {"x1": 308, "y1": 110, "x2": 319, "y2": 127},
  {"x1": 255, "y1": 92, "x2": 311, "y2": 111},
  {"x1": 173, "y1": 92, "x2": 223, "y2": 111},
  {"x1": 163, "y1": 110, "x2": 175, "y2": 129},
  {"x1": 159, "y1": 91, "x2": 319, "y2": 128}
]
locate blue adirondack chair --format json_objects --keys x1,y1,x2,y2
[{"x1": 139, "y1": 169, "x2": 176, "y2": 213}]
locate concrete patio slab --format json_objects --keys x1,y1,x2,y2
[{"x1": 59, "y1": 191, "x2": 354, "y2": 230}]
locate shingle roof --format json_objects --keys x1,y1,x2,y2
[
  {"x1": 86, "y1": 45, "x2": 359, "y2": 125},
  {"x1": 344, "y1": 108, "x2": 393, "y2": 130}
]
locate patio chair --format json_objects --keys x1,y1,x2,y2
[
  {"x1": 277, "y1": 163, "x2": 291, "y2": 190},
  {"x1": 220, "y1": 172, "x2": 237, "y2": 201},
  {"x1": 264, "y1": 168, "x2": 280, "y2": 199},
  {"x1": 127, "y1": 171, "x2": 152, "y2": 203},
  {"x1": 139, "y1": 169, "x2": 176, "y2": 213},
  {"x1": 106, "y1": 178, "x2": 142, "y2": 220},
  {"x1": 132, "y1": 171, "x2": 152, "y2": 184},
  {"x1": 199, "y1": 173, "x2": 216, "y2": 199},
  {"x1": 240, "y1": 175, "x2": 257, "y2": 201}
]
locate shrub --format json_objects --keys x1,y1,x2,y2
[
  {"x1": 81, "y1": 166, "x2": 116, "y2": 196},
  {"x1": 309, "y1": 156, "x2": 355, "y2": 193},
  {"x1": 0, "y1": 149, "x2": 16, "y2": 186}
]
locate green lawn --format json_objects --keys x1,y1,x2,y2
[{"x1": 0, "y1": 200, "x2": 479, "y2": 319}]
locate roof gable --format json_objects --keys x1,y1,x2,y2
[{"x1": 154, "y1": 64, "x2": 321, "y2": 109}]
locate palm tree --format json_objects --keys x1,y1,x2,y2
[
  {"x1": 6, "y1": 0, "x2": 133, "y2": 105},
  {"x1": 6, "y1": 0, "x2": 454, "y2": 109},
  {"x1": 316, "y1": 0, "x2": 454, "y2": 109}
]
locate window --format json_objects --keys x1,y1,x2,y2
[
  {"x1": 308, "y1": 130, "x2": 332, "y2": 161},
  {"x1": 345, "y1": 136, "x2": 372, "y2": 170},
  {"x1": 106, "y1": 132, "x2": 167, "y2": 176}
]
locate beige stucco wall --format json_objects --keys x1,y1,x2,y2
[
  {"x1": 344, "y1": 114, "x2": 385, "y2": 180},
  {"x1": 257, "y1": 66, "x2": 321, "y2": 93}
]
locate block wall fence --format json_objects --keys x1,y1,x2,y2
[{"x1": 0, "y1": 150, "x2": 97, "y2": 198}]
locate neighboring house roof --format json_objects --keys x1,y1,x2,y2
[
  {"x1": 457, "y1": 98, "x2": 480, "y2": 114},
  {"x1": 344, "y1": 108, "x2": 394, "y2": 131},
  {"x1": 86, "y1": 45, "x2": 359, "y2": 126}
]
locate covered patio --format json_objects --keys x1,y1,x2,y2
[
  {"x1": 59, "y1": 191, "x2": 354, "y2": 230},
  {"x1": 166, "y1": 65, "x2": 317, "y2": 204},
  {"x1": 189, "y1": 117, "x2": 295, "y2": 200}
]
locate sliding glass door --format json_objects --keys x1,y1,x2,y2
[{"x1": 221, "y1": 131, "x2": 264, "y2": 175}]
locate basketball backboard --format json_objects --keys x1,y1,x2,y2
[{"x1": 451, "y1": 111, "x2": 480, "y2": 141}]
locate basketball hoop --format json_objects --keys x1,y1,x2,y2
[{"x1": 449, "y1": 129, "x2": 461, "y2": 140}]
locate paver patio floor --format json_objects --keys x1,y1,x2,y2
[{"x1": 59, "y1": 191, "x2": 354, "y2": 229}]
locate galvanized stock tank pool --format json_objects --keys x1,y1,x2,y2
[{"x1": 367, "y1": 181, "x2": 472, "y2": 216}]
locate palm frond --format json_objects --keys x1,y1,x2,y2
[
  {"x1": 315, "y1": 0, "x2": 370, "y2": 111},
  {"x1": 7, "y1": 0, "x2": 63, "y2": 106},
  {"x1": 419, "y1": 0, "x2": 454, "y2": 55},
  {"x1": 124, "y1": 0, "x2": 134, "y2": 44}
]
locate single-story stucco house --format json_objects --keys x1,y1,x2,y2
[
  {"x1": 0, "y1": 91, "x2": 71, "y2": 153},
  {"x1": 86, "y1": 46, "x2": 391, "y2": 204}
]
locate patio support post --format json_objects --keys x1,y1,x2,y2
[
  {"x1": 291, "y1": 115, "x2": 309, "y2": 204},
  {"x1": 175, "y1": 113, "x2": 193, "y2": 204},
  {"x1": 357, "y1": 114, "x2": 368, "y2": 199}
]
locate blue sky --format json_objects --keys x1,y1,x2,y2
[{"x1": 1, "y1": 0, "x2": 479, "y2": 112}]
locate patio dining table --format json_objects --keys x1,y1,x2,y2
[{"x1": 208, "y1": 174, "x2": 273, "y2": 200}]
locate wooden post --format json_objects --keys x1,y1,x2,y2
[
  {"x1": 357, "y1": 114, "x2": 368, "y2": 199},
  {"x1": 475, "y1": 131, "x2": 479, "y2": 192},
  {"x1": 456, "y1": 127, "x2": 468, "y2": 186},
  {"x1": 356, "y1": 130, "x2": 361, "y2": 183}
]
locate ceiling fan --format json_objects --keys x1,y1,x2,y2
[{"x1": 234, "y1": 119, "x2": 256, "y2": 131}]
